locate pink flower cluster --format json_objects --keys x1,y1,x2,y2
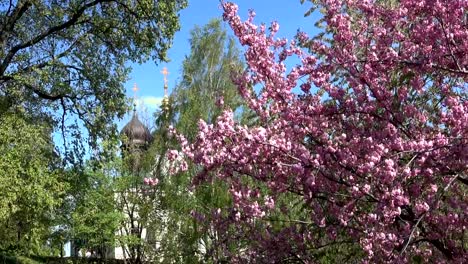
[
  {"x1": 175, "y1": 0, "x2": 467, "y2": 262},
  {"x1": 143, "y1": 177, "x2": 158, "y2": 186},
  {"x1": 166, "y1": 147, "x2": 188, "y2": 174}
]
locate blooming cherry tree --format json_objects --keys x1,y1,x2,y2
[{"x1": 173, "y1": 0, "x2": 467, "y2": 262}]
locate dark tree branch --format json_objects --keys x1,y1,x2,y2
[
  {"x1": 1, "y1": 75, "x2": 72, "y2": 101},
  {"x1": 60, "y1": 97, "x2": 68, "y2": 158},
  {"x1": 0, "y1": 0, "x2": 112, "y2": 76},
  {"x1": 436, "y1": 16, "x2": 464, "y2": 73},
  {"x1": 24, "y1": 83, "x2": 70, "y2": 101},
  {"x1": 456, "y1": 175, "x2": 467, "y2": 186}
]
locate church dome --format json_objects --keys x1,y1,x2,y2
[{"x1": 120, "y1": 113, "x2": 153, "y2": 146}]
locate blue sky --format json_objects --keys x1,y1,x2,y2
[{"x1": 123, "y1": 0, "x2": 320, "y2": 126}]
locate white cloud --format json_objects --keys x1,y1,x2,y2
[{"x1": 135, "y1": 96, "x2": 164, "y2": 109}]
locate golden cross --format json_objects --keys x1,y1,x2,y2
[
  {"x1": 132, "y1": 83, "x2": 139, "y2": 98},
  {"x1": 161, "y1": 67, "x2": 169, "y2": 86}
]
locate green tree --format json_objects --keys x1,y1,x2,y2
[
  {"x1": 0, "y1": 112, "x2": 66, "y2": 255},
  {"x1": 68, "y1": 162, "x2": 122, "y2": 259},
  {"x1": 147, "y1": 18, "x2": 245, "y2": 263},
  {"x1": 0, "y1": 0, "x2": 187, "y2": 152},
  {"x1": 172, "y1": 18, "x2": 244, "y2": 139}
]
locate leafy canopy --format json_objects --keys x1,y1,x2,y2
[{"x1": 0, "y1": 0, "x2": 187, "y2": 151}]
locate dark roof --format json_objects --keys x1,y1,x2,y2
[{"x1": 120, "y1": 113, "x2": 152, "y2": 145}]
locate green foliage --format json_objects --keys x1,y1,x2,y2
[
  {"x1": 0, "y1": 0, "x2": 187, "y2": 260},
  {"x1": 0, "y1": 113, "x2": 66, "y2": 255},
  {"x1": 171, "y1": 18, "x2": 244, "y2": 139},
  {"x1": 69, "y1": 164, "x2": 122, "y2": 258}
]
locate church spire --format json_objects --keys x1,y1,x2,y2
[
  {"x1": 132, "y1": 83, "x2": 139, "y2": 114},
  {"x1": 161, "y1": 67, "x2": 169, "y2": 96},
  {"x1": 160, "y1": 67, "x2": 170, "y2": 114}
]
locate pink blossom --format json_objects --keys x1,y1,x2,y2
[{"x1": 173, "y1": 0, "x2": 468, "y2": 262}]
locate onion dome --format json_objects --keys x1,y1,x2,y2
[{"x1": 120, "y1": 112, "x2": 153, "y2": 147}]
